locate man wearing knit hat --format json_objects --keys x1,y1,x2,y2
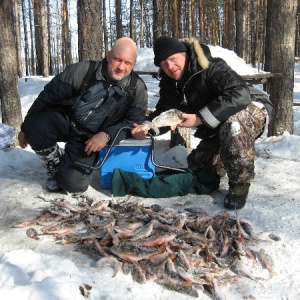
[{"x1": 132, "y1": 36, "x2": 272, "y2": 210}]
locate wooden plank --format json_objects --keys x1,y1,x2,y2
[
  {"x1": 134, "y1": 70, "x2": 282, "y2": 84},
  {"x1": 241, "y1": 73, "x2": 282, "y2": 84},
  {"x1": 241, "y1": 73, "x2": 282, "y2": 79},
  {"x1": 134, "y1": 70, "x2": 158, "y2": 77}
]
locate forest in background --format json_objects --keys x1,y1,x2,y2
[{"x1": 13, "y1": 0, "x2": 300, "y2": 77}]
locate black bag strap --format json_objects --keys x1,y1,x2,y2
[
  {"x1": 127, "y1": 71, "x2": 138, "y2": 99},
  {"x1": 102, "y1": 72, "x2": 138, "y2": 127},
  {"x1": 79, "y1": 60, "x2": 97, "y2": 94},
  {"x1": 75, "y1": 69, "x2": 139, "y2": 135}
]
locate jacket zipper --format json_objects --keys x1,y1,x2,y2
[
  {"x1": 82, "y1": 84, "x2": 112, "y2": 125},
  {"x1": 177, "y1": 70, "x2": 203, "y2": 106}
]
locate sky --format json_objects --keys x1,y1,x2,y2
[{"x1": 0, "y1": 46, "x2": 300, "y2": 300}]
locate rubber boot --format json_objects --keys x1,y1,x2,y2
[
  {"x1": 224, "y1": 183, "x2": 250, "y2": 210},
  {"x1": 36, "y1": 144, "x2": 64, "y2": 192}
]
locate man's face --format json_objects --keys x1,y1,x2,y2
[
  {"x1": 160, "y1": 52, "x2": 187, "y2": 81},
  {"x1": 106, "y1": 50, "x2": 136, "y2": 81}
]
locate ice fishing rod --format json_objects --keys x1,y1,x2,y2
[
  {"x1": 74, "y1": 126, "x2": 131, "y2": 171},
  {"x1": 74, "y1": 126, "x2": 188, "y2": 173},
  {"x1": 146, "y1": 133, "x2": 188, "y2": 173}
]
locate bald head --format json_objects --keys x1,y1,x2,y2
[
  {"x1": 110, "y1": 37, "x2": 138, "y2": 61},
  {"x1": 106, "y1": 37, "x2": 138, "y2": 81}
]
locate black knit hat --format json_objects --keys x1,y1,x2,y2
[{"x1": 153, "y1": 36, "x2": 187, "y2": 67}]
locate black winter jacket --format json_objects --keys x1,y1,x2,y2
[
  {"x1": 150, "y1": 38, "x2": 252, "y2": 139},
  {"x1": 23, "y1": 60, "x2": 148, "y2": 142}
]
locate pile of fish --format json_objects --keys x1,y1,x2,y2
[{"x1": 14, "y1": 194, "x2": 278, "y2": 298}]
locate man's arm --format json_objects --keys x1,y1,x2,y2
[
  {"x1": 199, "y1": 58, "x2": 251, "y2": 129},
  {"x1": 24, "y1": 62, "x2": 91, "y2": 119}
]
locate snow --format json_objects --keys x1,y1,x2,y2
[{"x1": 0, "y1": 46, "x2": 300, "y2": 300}]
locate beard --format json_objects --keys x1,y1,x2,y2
[{"x1": 107, "y1": 65, "x2": 128, "y2": 81}]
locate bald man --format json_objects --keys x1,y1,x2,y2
[
  {"x1": 106, "y1": 37, "x2": 138, "y2": 81},
  {"x1": 18, "y1": 37, "x2": 148, "y2": 193}
]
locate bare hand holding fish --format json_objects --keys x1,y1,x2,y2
[
  {"x1": 131, "y1": 109, "x2": 185, "y2": 139},
  {"x1": 177, "y1": 113, "x2": 203, "y2": 127}
]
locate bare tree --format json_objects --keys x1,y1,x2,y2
[
  {"x1": 115, "y1": 0, "x2": 123, "y2": 38},
  {"x1": 265, "y1": 0, "x2": 297, "y2": 136},
  {"x1": 164, "y1": 1, "x2": 171, "y2": 36},
  {"x1": 249, "y1": 0, "x2": 267, "y2": 69},
  {"x1": 190, "y1": 0, "x2": 196, "y2": 37},
  {"x1": 187, "y1": 0, "x2": 193, "y2": 36},
  {"x1": 61, "y1": 0, "x2": 71, "y2": 68},
  {"x1": 102, "y1": 0, "x2": 108, "y2": 52},
  {"x1": 77, "y1": 0, "x2": 102, "y2": 61},
  {"x1": 250, "y1": 0, "x2": 259, "y2": 67},
  {"x1": 33, "y1": 0, "x2": 49, "y2": 77},
  {"x1": 209, "y1": 0, "x2": 220, "y2": 45},
  {"x1": 295, "y1": 0, "x2": 300, "y2": 57},
  {"x1": 223, "y1": 0, "x2": 235, "y2": 50},
  {"x1": 139, "y1": 0, "x2": 144, "y2": 47},
  {"x1": 181, "y1": 0, "x2": 188, "y2": 36},
  {"x1": 55, "y1": 0, "x2": 60, "y2": 73},
  {"x1": 153, "y1": 0, "x2": 163, "y2": 41},
  {"x1": 178, "y1": 0, "x2": 184, "y2": 37},
  {"x1": 21, "y1": 0, "x2": 30, "y2": 75},
  {"x1": 235, "y1": 0, "x2": 250, "y2": 62},
  {"x1": 46, "y1": 0, "x2": 53, "y2": 74},
  {"x1": 256, "y1": 0, "x2": 267, "y2": 71},
  {"x1": 28, "y1": 0, "x2": 36, "y2": 75},
  {"x1": 107, "y1": 0, "x2": 114, "y2": 48},
  {"x1": 227, "y1": 0, "x2": 235, "y2": 50},
  {"x1": 98, "y1": 0, "x2": 104, "y2": 57},
  {"x1": 172, "y1": 0, "x2": 179, "y2": 38},
  {"x1": 198, "y1": 0, "x2": 205, "y2": 43},
  {"x1": 14, "y1": 0, "x2": 23, "y2": 78},
  {"x1": 0, "y1": 0, "x2": 23, "y2": 141},
  {"x1": 198, "y1": 0, "x2": 219, "y2": 45},
  {"x1": 130, "y1": 0, "x2": 135, "y2": 40},
  {"x1": 142, "y1": 0, "x2": 152, "y2": 46}
]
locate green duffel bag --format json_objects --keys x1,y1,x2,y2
[{"x1": 111, "y1": 168, "x2": 220, "y2": 198}]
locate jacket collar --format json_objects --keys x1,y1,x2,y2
[{"x1": 180, "y1": 37, "x2": 210, "y2": 70}]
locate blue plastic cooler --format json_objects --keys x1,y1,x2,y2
[{"x1": 99, "y1": 138, "x2": 155, "y2": 189}]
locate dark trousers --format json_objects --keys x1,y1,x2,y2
[
  {"x1": 22, "y1": 111, "x2": 98, "y2": 193},
  {"x1": 187, "y1": 103, "x2": 267, "y2": 186}
]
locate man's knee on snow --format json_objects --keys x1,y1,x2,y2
[{"x1": 56, "y1": 168, "x2": 91, "y2": 193}]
